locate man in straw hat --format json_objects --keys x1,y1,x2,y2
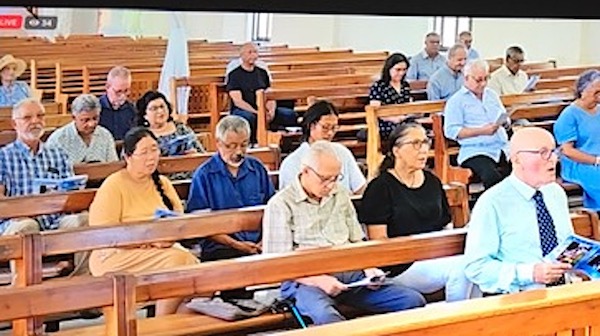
[{"x1": 0, "y1": 54, "x2": 32, "y2": 107}]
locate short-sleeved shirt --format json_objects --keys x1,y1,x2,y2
[
  {"x1": 0, "y1": 81, "x2": 31, "y2": 107},
  {"x1": 45, "y1": 121, "x2": 119, "y2": 165},
  {"x1": 279, "y1": 142, "x2": 366, "y2": 193},
  {"x1": 463, "y1": 174, "x2": 574, "y2": 294},
  {"x1": 186, "y1": 153, "x2": 275, "y2": 254},
  {"x1": 488, "y1": 65, "x2": 529, "y2": 95},
  {"x1": 359, "y1": 170, "x2": 451, "y2": 275},
  {"x1": 0, "y1": 140, "x2": 73, "y2": 233},
  {"x1": 225, "y1": 58, "x2": 272, "y2": 82},
  {"x1": 443, "y1": 86, "x2": 510, "y2": 164},
  {"x1": 262, "y1": 175, "x2": 365, "y2": 254},
  {"x1": 368, "y1": 79, "x2": 411, "y2": 105},
  {"x1": 155, "y1": 122, "x2": 206, "y2": 180},
  {"x1": 406, "y1": 51, "x2": 447, "y2": 81},
  {"x1": 98, "y1": 94, "x2": 136, "y2": 141},
  {"x1": 467, "y1": 48, "x2": 480, "y2": 61},
  {"x1": 225, "y1": 66, "x2": 271, "y2": 110},
  {"x1": 553, "y1": 103, "x2": 600, "y2": 210},
  {"x1": 156, "y1": 121, "x2": 205, "y2": 156},
  {"x1": 426, "y1": 64, "x2": 464, "y2": 101}
]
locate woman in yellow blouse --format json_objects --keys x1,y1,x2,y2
[{"x1": 88, "y1": 126, "x2": 199, "y2": 315}]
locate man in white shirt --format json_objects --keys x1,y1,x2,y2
[
  {"x1": 278, "y1": 100, "x2": 366, "y2": 194},
  {"x1": 488, "y1": 46, "x2": 531, "y2": 95},
  {"x1": 46, "y1": 93, "x2": 119, "y2": 165},
  {"x1": 464, "y1": 126, "x2": 573, "y2": 295}
]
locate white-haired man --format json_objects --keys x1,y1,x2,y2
[
  {"x1": 443, "y1": 58, "x2": 512, "y2": 190},
  {"x1": 0, "y1": 98, "x2": 89, "y2": 283},
  {"x1": 99, "y1": 65, "x2": 136, "y2": 141},
  {"x1": 46, "y1": 93, "x2": 119, "y2": 165},
  {"x1": 464, "y1": 127, "x2": 573, "y2": 295},
  {"x1": 262, "y1": 140, "x2": 426, "y2": 326}
]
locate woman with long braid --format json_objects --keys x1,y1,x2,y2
[{"x1": 88, "y1": 126, "x2": 199, "y2": 315}]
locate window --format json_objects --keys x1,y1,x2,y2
[
  {"x1": 249, "y1": 12, "x2": 273, "y2": 42},
  {"x1": 433, "y1": 16, "x2": 472, "y2": 50}
]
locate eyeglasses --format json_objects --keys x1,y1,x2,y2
[
  {"x1": 131, "y1": 146, "x2": 160, "y2": 157},
  {"x1": 14, "y1": 113, "x2": 45, "y2": 122},
  {"x1": 221, "y1": 141, "x2": 249, "y2": 151},
  {"x1": 110, "y1": 87, "x2": 130, "y2": 96},
  {"x1": 147, "y1": 104, "x2": 167, "y2": 112},
  {"x1": 318, "y1": 123, "x2": 340, "y2": 133},
  {"x1": 306, "y1": 165, "x2": 343, "y2": 185},
  {"x1": 468, "y1": 75, "x2": 490, "y2": 84},
  {"x1": 396, "y1": 138, "x2": 432, "y2": 150},
  {"x1": 517, "y1": 147, "x2": 562, "y2": 160}
]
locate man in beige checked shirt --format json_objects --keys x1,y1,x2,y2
[{"x1": 262, "y1": 140, "x2": 425, "y2": 326}]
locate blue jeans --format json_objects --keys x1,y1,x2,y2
[
  {"x1": 231, "y1": 106, "x2": 298, "y2": 144},
  {"x1": 281, "y1": 270, "x2": 426, "y2": 325}
]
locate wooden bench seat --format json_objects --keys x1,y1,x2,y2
[
  {"x1": 0, "y1": 200, "x2": 594, "y2": 335},
  {"x1": 278, "y1": 279, "x2": 600, "y2": 336},
  {"x1": 55, "y1": 311, "x2": 293, "y2": 336}
]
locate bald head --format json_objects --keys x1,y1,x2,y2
[
  {"x1": 509, "y1": 127, "x2": 555, "y2": 162},
  {"x1": 239, "y1": 42, "x2": 259, "y2": 66},
  {"x1": 510, "y1": 127, "x2": 559, "y2": 189}
]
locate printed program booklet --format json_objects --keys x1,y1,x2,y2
[
  {"x1": 545, "y1": 234, "x2": 600, "y2": 281},
  {"x1": 32, "y1": 174, "x2": 89, "y2": 194},
  {"x1": 164, "y1": 133, "x2": 196, "y2": 156}
]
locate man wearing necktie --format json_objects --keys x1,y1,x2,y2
[{"x1": 463, "y1": 126, "x2": 573, "y2": 295}]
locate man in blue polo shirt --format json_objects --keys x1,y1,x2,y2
[
  {"x1": 406, "y1": 32, "x2": 447, "y2": 81},
  {"x1": 426, "y1": 43, "x2": 468, "y2": 101},
  {"x1": 98, "y1": 66, "x2": 136, "y2": 141},
  {"x1": 186, "y1": 115, "x2": 275, "y2": 299}
]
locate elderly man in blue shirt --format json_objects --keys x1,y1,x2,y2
[
  {"x1": 426, "y1": 43, "x2": 468, "y2": 101},
  {"x1": 0, "y1": 98, "x2": 89, "y2": 284},
  {"x1": 464, "y1": 127, "x2": 573, "y2": 296},
  {"x1": 406, "y1": 32, "x2": 447, "y2": 81},
  {"x1": 443, "y1": 58, "x2": 512, "y2": 190},
  {"x1": 457, "y1": 31, "x2": 481, "y2": 61},
  {"x1": 186, "y1": 115, "x2": 275, "y2": 299}
]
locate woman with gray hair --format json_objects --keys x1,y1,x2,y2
[
  {"x1": 46, "y1": 93, "x2": 119, "y2": 165},
  {"x1": 554, "y1": 69, "x2": 600, "y2": 212}
]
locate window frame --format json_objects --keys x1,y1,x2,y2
[
  {"x1": 433, "y1": 16, "x2": 472, "y2": 51},
  {"x1": 249, "y1": 12, "x2": 273, "y2": 42}
]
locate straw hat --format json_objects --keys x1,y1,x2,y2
[{"x1": 0, "y1": 54, "x2": 27, "y2": 77}]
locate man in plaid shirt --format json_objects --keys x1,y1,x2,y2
[
  {"x1": 0, "y1": 98, "x2": 89, "y2": 283},
  {"x1": 262, "y1": 140, "x2": 425, "y2": 326}
]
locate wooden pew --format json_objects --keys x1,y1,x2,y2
[
  {"x1": 428, "y1": 89, "x2": 576, "y2": 186},
  {"x1": 527, "y1": 64, "x2": 600, "y2": 78},
  {"x1": 0, "y1": 190, "x2": 593, "y2": 335},
  {"x1": 0, "y1": 274, "x2": 135, "y2": 336},
  {"x1": 365, "y1": 100, "x2": 445, "y2": 181},
  {"x1": 431, "y1": 90, "x2": 576, "y2": 185},
  {"x1": 52, "y1": 209, "x2": 599, "y2": 336},
  {"x1": 73, "y1": 145, "x2": 281, "y2": 184},
  {"x1": 0, "y1": 101, "x2": 69, "y2": 131},
  {"x1": 277, "y1": 280, "x2": 600, "y2": 336}
]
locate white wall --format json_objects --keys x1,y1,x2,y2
[
  {"x1": 30, "y1": 8, "x2": 600, "y2": 66},
  {"x1": 270, "y1": 14, "x2": 335, "y2": 49},
  {"x1": 472, "y1": 18, "x2": 584, "y2": 66},
  {"x1": 580, "y1": 20, "x2": 600, "y2": 65},
  {"x1": 333, "y1": 15, "x2": 431, "y2": 55}
]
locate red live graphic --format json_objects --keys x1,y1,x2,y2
[{"x1": 0, "y1": 15, "x2": 24, "y2": 29}]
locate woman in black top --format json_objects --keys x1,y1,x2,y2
[
  {"x1": 367, "y1": 53, "x2": 412, "y2": 141},
  {"x1": 359, "y1": 119, "x2": 476, "y2": 302}
]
